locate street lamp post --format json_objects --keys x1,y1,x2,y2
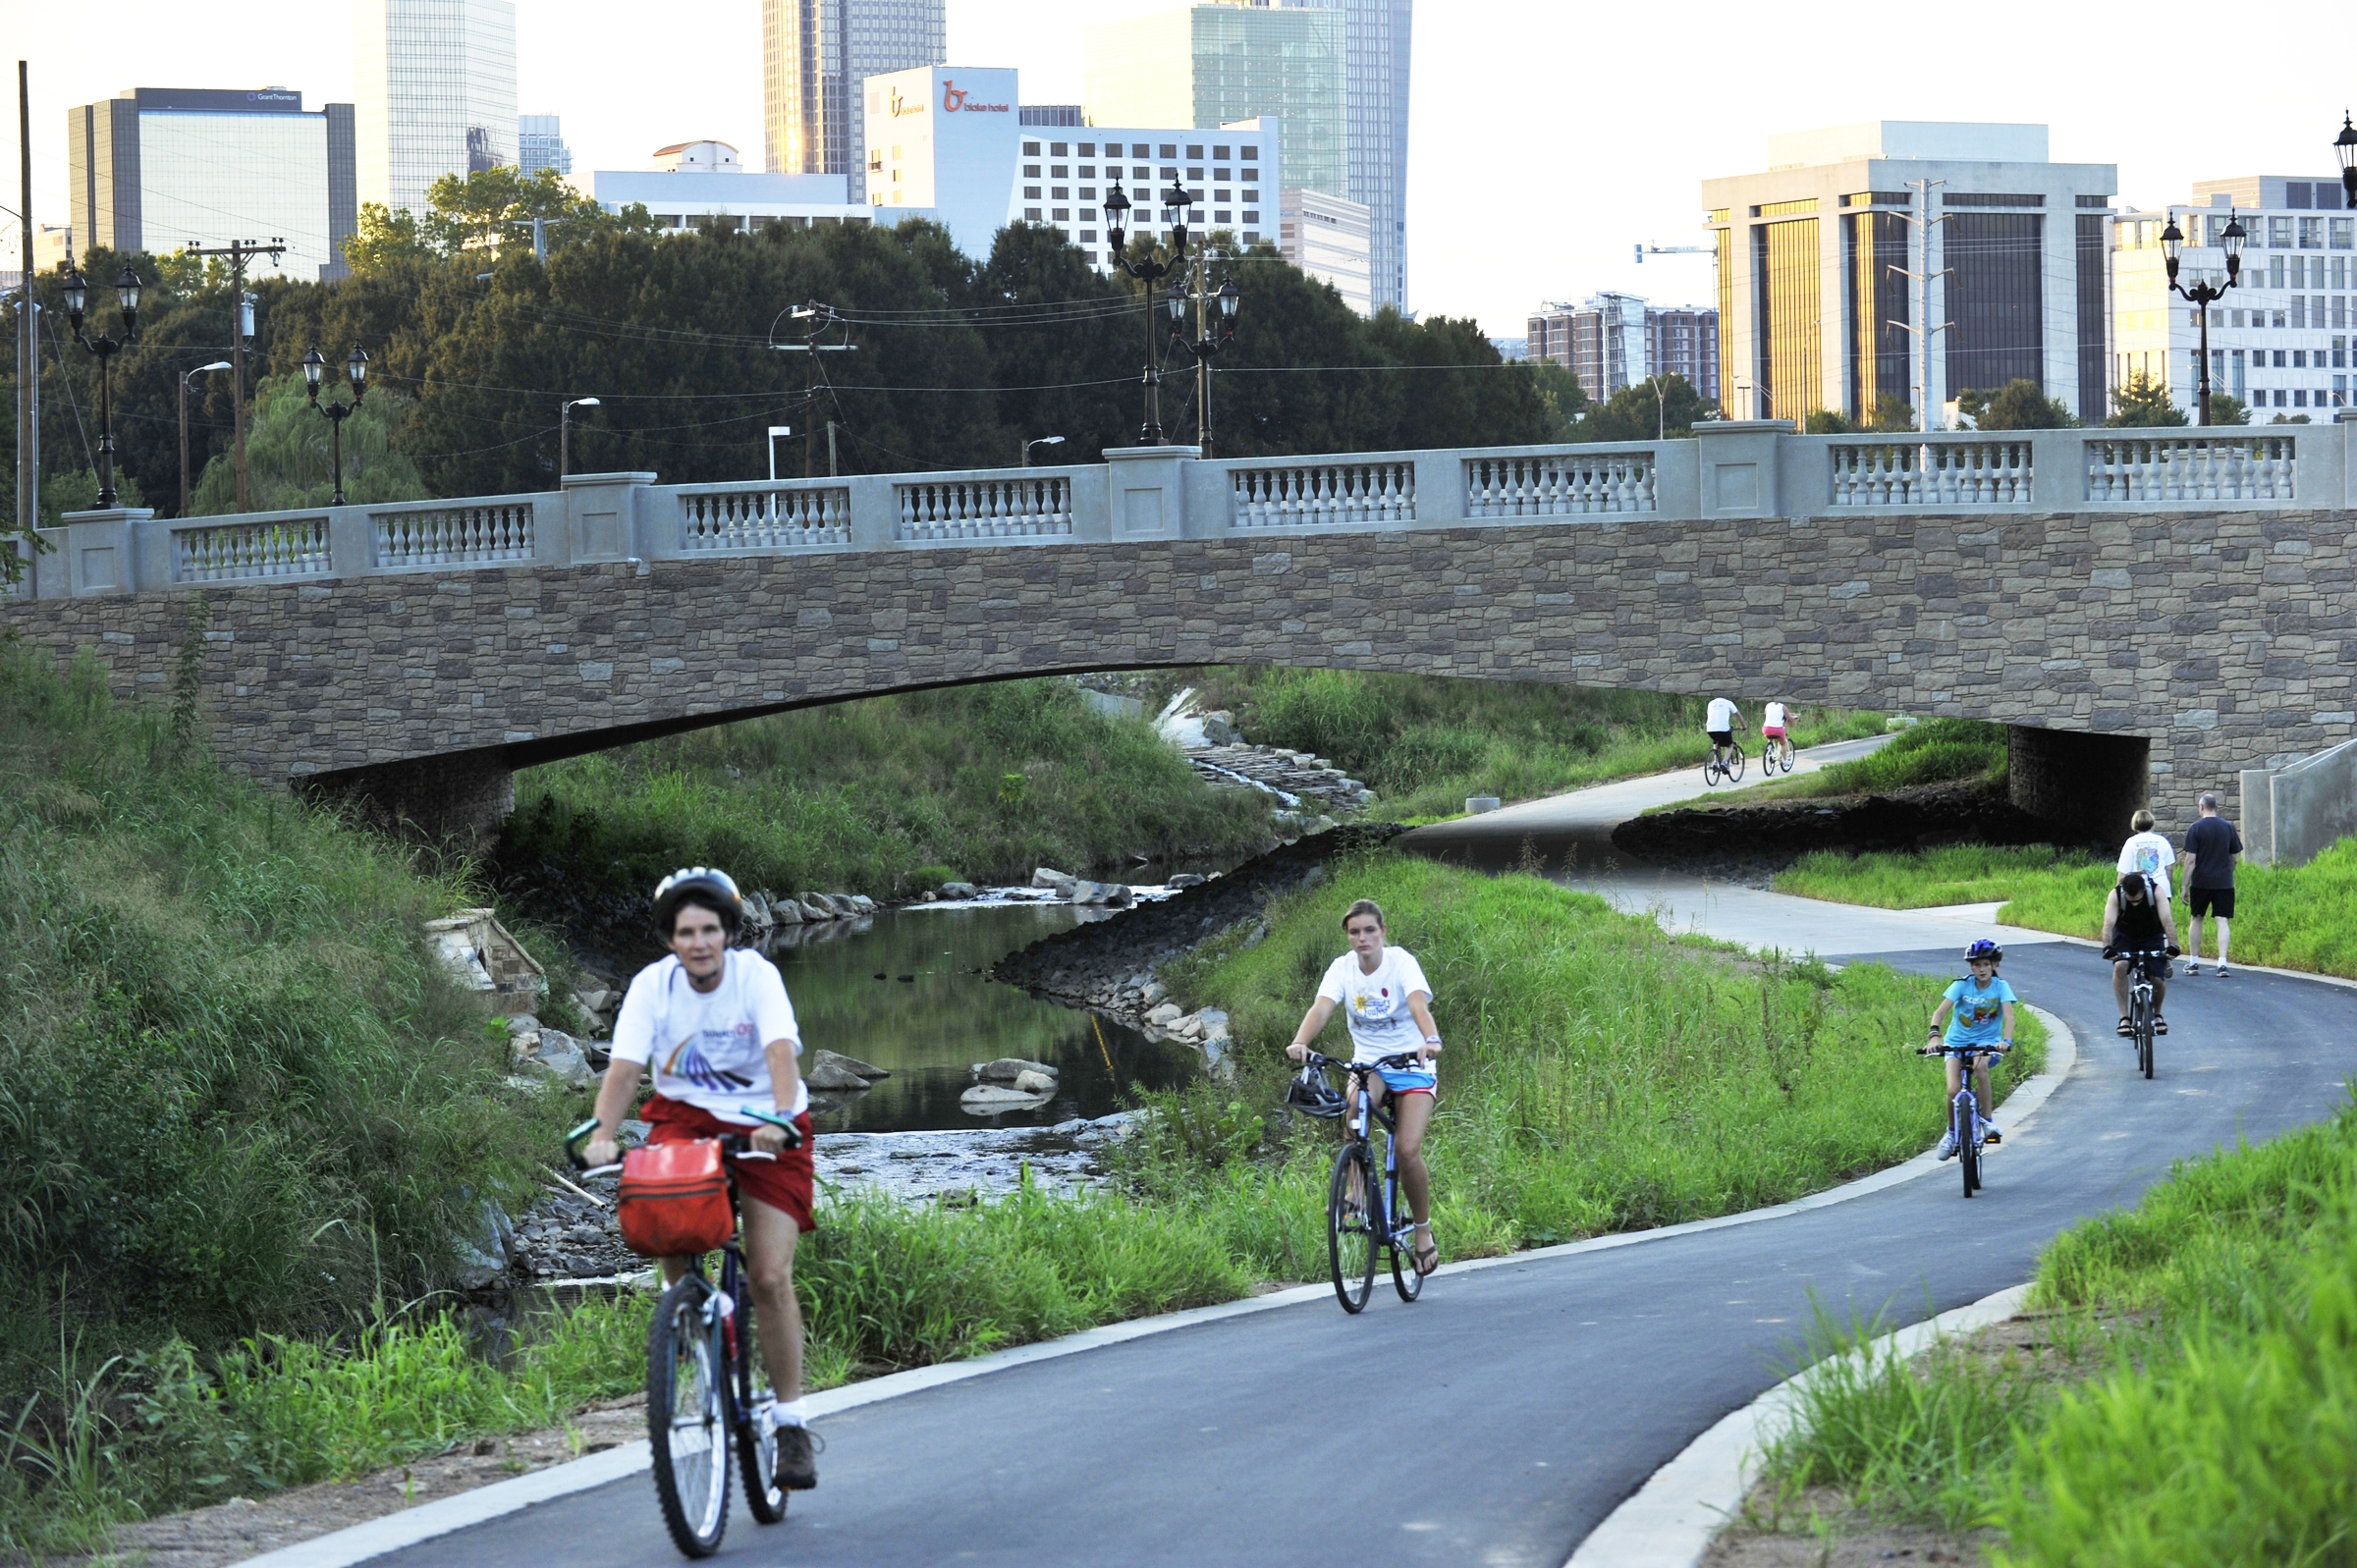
[
  {"x1": 2336, "y1": 113, "x2": 2357, "y2": 209},
  {"x1": 180, "y1": 359, "x2": 231, "y2": 515},
  {"x1": 2159, "y1": 212, "x2": 2245, "y2": 426},
  {"x1": 1022, "y1": 435, "x2": 1066, "y2": 466},
  {"x1": 560, "y1": 396, "x2": 601, "y2": 480},
  {"x1": 1103, "y1": 179, "x2": 1197, "y2": 445},
  {"x1": 1166, "y1": 266, "x2": 1240, "y2": 455},
  {"x1": 302, "y1": 345, "x2": 370, "y2": 505},
  {"x1": 62, "y1": 265, "x2": 142, "y2": 508}
]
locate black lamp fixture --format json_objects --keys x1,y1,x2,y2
[
  {"x1": 2336, "y1": 112, "x2": 2357, "y2": 210},
  {"x1": 1168, "y1": 269, "x2": 1243, "y2": 455},
  {"x1": 62, "y1": 264, "x2": 144, "y2": 509},
  {"x1": 303, "y1": 343, "x2": 370, "y2": 505},
  {"x1": 2160, "y1": 211, "x2": 2244, "y2": 426},
  {"x1": 1104, "y1": 176, "x2": 1198, "y2": 445}
]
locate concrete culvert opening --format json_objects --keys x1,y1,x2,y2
[{"x1": 2006, "y1": 725, "x2": 2150, "y2": 846}]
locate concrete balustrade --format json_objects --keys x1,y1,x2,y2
[{"x1": 24, "y1": 417, "x2": 2357, "y2": 600}]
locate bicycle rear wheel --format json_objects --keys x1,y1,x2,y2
[
  {"x1": 734, "y1": 1292, "x2": 787, "y2": 1526},
  {"x1": 1702, "y1": 755, "x2": 1722, "y2": 785},
  {"x1": 648, "y1": 1275, "x2": 732, "y2": 1557},
  {"x1": 1328, "y1": 1143, "x2": 1378, "y2": 1314},
  {"x1": 1387, "y1": 1162, "x2": 1425, "y2": 1304},
  {"x1": 1957, "y1": 1095, "x2": 1980, "y2": 1198}
]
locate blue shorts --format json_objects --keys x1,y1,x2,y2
[{"x1": 1370, "y1": 1066, "x2": 1437, "y2": 1097}]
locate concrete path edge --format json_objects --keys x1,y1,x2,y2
[{"x1": 234, "y1": 1006, "x2": 2078, "y2": 1568}]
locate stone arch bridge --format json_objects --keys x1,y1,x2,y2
[{"x1": 8, "y1": 422, "x2": 2354, "y2": 842}]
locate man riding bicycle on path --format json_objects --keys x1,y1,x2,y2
[
  {"x1": 583, "y1": 868, "x2": 821, "y2": 1490},
  {"x1": 2102, "y1": 870, "x2": 2178, "y2": 1042},
  {"x1": 1287, "y1": 899, "x2": 1444, "y2": 1277},
  {"x1": 1706, "y1": 695, "x2": 1743, "y2": 772},
  {"x1": 1926, "y1": 939, "x2": 2015, "y2": 1160}
]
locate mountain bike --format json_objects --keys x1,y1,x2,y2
[
  {"x1": 568, "y1": 1115, "x2": 800, "y2": 1558},
  {"x1": 1917, "y1": 1042, "x2": 2003, "y2": 1197},
  {"x1": 2107, "y1": 946, "x2": 2173, "y2": 1080},
  {"x1": 1299, "y1": 1051, "x2": 1431, "y2": 1313},
  {"x1": 1703, "y1": 740, "x2": 1747, "y2": 786}
]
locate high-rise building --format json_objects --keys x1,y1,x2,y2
[
  {"x1": 2112, "y1": 177, "x2": 2354, "y2": 419},
  {"x1": 590, "y1": 140, "x2": 867, "y2": 235},
  {"x1": 66, "y1": 87, "x2": 358, "y2": 281},
  {"x1": 763, "y1": 0, "x2": 945, "y2": 202},
  {"x1": 353, "y1": 0, "x2": 518, "y2": 218},
  {"x1": 1280, "y1": 187, "x2": 1370, "y2": 314},
  {"x1": 1085, "y1": 1, "x2": 1407, "y2": 311},
  {"x1": 1526, "y1": 294, "x2": 1720, "y2": 404},
  {"x1": 519, "y1": 114, "x2": 572, "y2": 177},
  {"x1": 1703, "y1": 122, "x2": 2114, "y2": 424}
]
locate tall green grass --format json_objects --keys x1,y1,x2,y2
[
  {"x1": 1777, "y1": 840, "x2": 2357, "y2": 979},
  {"x1": 497, "y1": 679, "x2": 1271, "y2": 918},
  {"x1": 1681, "y1": 718, "x2": 2006, "y2": 811},
  {"x1": 1154, "y1": 851, "x2": 2041, "y2": 1253},
  {"x1": 1183, "y1": 667, "x2": 1886, "y2": 819}
]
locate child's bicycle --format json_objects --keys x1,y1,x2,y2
[
  {"x1": 1915, "y1": 1042, "x2": 2004, "y2": 1197},
  {"x1": 1292, "y1": 1051, "x2": 1432, "y2": 1313},
  {"x1": 568, "y1": 1113, "x2": 800, "y2": 1559}
]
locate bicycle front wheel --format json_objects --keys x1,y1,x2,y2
[
  {"x1": 1730, "y1": 745, "x2": 1747, "y2": 783},
  {"x1": 1328, "y1": 1143, "x2": 1378, "y2": 1314},
  {"x1": 2133, "y1": 988, "x2": 2156, "y2": 1079},
  {"x1": 1957, "y1": 1096, "x2": 1980, "y2": 1198},
  {"x1": 1388, "y1": 1162, "x2": 1425, "y2": 1304},
  {"x1": 648, "y1": 1275, "x2": 732, "y2": 1558}
]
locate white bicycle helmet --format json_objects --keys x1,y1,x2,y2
[{"x1": 651, "y1": 866, "x2": 744, "y2": 937}]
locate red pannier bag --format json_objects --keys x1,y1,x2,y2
[{"x1": 617, "y1": 1138, "x2": 736, "y2": 1257}]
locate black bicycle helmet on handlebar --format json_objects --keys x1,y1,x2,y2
[
  {"x1": 652, "y1": 866, "x2": 745, "y2": 939},
  {"x1": 1963, "y1": 939, "x2": 2003, "y2": 964},
  {"x1": 1285, "y1": 1065, "x2": 1346, "y2": 1119}
]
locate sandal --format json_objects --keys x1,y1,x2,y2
[
  {"x1": 1412, "y1": 1238, "x2": 1440, "y2": 1277},
  {"x1": 2116, "y1": 1016, "x2": 2132, "y2": 1037},
  {"x1": 2155, "y1": 1016, "x2": 2168, "y2": 1035}
]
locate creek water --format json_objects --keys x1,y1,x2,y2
[{"x1": 752, "y1": 901, "x2": 1201, "y2": 1133}]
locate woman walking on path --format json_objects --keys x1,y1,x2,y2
[{"x1": 1287, "y1": 899, "x2": 1445, "y2": 1276}]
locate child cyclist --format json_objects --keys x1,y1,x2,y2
[{"x1": 1925, "y1": 938, "x2": 2016, "y2": 1160}]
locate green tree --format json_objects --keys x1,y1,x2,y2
[
  {"x1": 1959, "y1": 378, "x2": 2076, "y2": 430},
  {"x1": 344, "y1": 168, "x2": 657, "y2": 276},
  {"x1": 189, "y1": 373, "x2": 427, "y2": 513},
  {"x1": 2104, "y1": 371, "x2": 2188, "y2": 427},
  {"x1": 1579, "y1": 374, "x2": 1716, "y2": 441},
  {"x1": 1803, "y1": 408, "x2": 1856, "y2": 434},
  {"x1": 37, "y1": 467, "x2": 145, "y2": 524},
  {"x1": 2203, "y1": 392, "x2": 2249, "y2": 425}
]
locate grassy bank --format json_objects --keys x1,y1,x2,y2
[
  {"x1": 1751, "y1": 1098, "x2": 2357, "y2": 1563},
  {"x1": 1776, "y1": 839, "x2": 2357, "y2": 979},
  {"x1": 1146, "y1": 850, "x2": 2043, "y2": 1261},
  {"x1": 1665, "y1": 718, "x2": 2006, "y2": 812},
  {"x1": 1171, "y1": 667, "x2": 1887, "y2": 819},
  {"x1": 494, "y1": 679, "x2": 1272, "y2": 933}
]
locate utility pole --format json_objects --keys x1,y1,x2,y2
[
  {"x1": 769, "y1": 303, "x2": 854, "y2": 477},
  {"x1": 1889, "y1": 181, "x2": 1952, "y2": 433},
  {"x1": 17, "y1": 61, "x2": 36, "y2": 543},
  {"x1": 184, "y1": 238, "x2": 287, "y2": 512}
]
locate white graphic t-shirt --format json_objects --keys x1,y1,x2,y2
[
  {"x1": 2115, "y1": 832, "x2": 2178, "y2": 902},
  {"x1": 610, "y1": 948, "x2": 807, "y2": 1121},
  {"x1": 1706, "y1": 697, "x2": 1739, "y2": 733},
  {"x1": 1316, "y1": 947, "x2": 1435, "y2": 1065}
]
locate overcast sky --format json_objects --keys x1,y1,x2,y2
[{"x1": 6, "y1": 0, "x2": 2350, "y2": 335}]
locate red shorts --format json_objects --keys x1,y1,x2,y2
[
  {"x1": 1762, "y1": 727, "x2": 1787, "y2": 739},
  {"x1": 642, "y1": 1095, "x2": 817, "y2": 1232}
]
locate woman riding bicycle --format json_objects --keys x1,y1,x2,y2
[
  {"x1": 1761, "y1": 700, "x2": 1792, "y2": 769},
  {"x1": 1926, "y1": 939, "x2": 2015, "y2": 1161},
  {"x1": 2102, "y1": 871, "x2": 2178, "y2": 1041},
  {"x1": 1286, "y1": 899, "x2": 1443, "y2": 1277},
  {"x1": 582, "y1": 867, "x2": 821, "y2": 1491}
]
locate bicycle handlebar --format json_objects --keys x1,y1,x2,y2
[
  {"x1": 563, "y1": 1108, "x2": 802, "y2": 1173},
  {"x1": 1917, "y1": 1043, "x2": 2008, "y2": 1057},
  {"x1": 1298, "y1": 1049, "x2": 1430, "y2": 1072},
  {"x1": 2104, "y1": 946, "x2": 2177, "y2": 960}
]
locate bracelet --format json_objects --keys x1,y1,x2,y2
[{"x1": 1423, "y1": 1037, "x2": 1442, "y2": 1045}]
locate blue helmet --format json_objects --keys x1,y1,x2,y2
[{"x1": 1964, "y1": 939, "x2": 2003, "y2": 964}]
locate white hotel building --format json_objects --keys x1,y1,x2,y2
[{"x1": 2112, "y1": 175, "x2": 2355, "y2": 417}]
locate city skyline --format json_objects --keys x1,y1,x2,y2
[{"x1": 5, "y1": 0, "x2": 2348, "y2": 339}]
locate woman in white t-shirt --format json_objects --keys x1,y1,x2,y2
[{"x1": 1285, "y1": 898, "x2": 1444, "y2": 1276}]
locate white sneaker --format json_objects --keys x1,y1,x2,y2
[
  {"x1": 1936, "y1": 1130, "x2": 1958, "y2": 1161},
  {"x1": 2183, "y1": 960, "x2": 2201, "y2": 976}
]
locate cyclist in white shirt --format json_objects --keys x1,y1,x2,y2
[
  {"x1": 1705, "y1": 696, "x2": 1743, "y2": 772},
  {"x1": 1761, "y1": 700, "x2": 1793, "y2": 769},
  {"x1": 1286, "y1": 898, "x2": 1444, "y2": 1276}
]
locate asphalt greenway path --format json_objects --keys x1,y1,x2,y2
[{"x1": 373, "y1": 776, "x2": 2357, "y2": 1568}]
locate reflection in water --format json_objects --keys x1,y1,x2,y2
[{"x1": 754, "y1": 904, "x2": 1200, "y2": 1133}]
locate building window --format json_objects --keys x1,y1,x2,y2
[
  {"x1": 2336, "y1": 336, "x2": 2349, "y2": 367},
  {"x1": 1079, "y1": 165, "x2": 1095, "y2": 179},
  {"x1": 1242, "y1": 231, "x2": 1259, "y2": 243},
  {"x1": 2294, "y1": 297, "x2": 2308, "y2": 329},
  {"x1": 1080, "y1": 229, "x2": 1096, "y2": 242},
  {"x1": 1186, "y1": 143, "x2": 1203, "y2": 158},
  {"x1": 2294, "y1": 390, "x2": 2308, "y2": 406},
  {"x1": 2334, "y1": 218, "x2": 2355, "y2": 249},
  {"x1": 1024, "y1": 207, "x2": 1041, "y2": 220},
  {"x1": 1241, "y1": 210, "x2": 1259, "y2": 224},
  {"x1": 1214, "y1": 210, "x2": 1231, "y2": 224},
  {"x1": 1213, "y1": 167, "x2": 1230, "y2": 181},
  {"x1": 1079, "y1": 187, "x2": 1095, "y2": 199},
  {"x1": 1214, "y1": 189, "x2": 1231, "y2": 202},
  {"x1": 2275, "y1": 310, "x2": 2288, "y2": 328},
  {"x1": 1159, "y1": 143, "x2": 1177, "y2": 158},
  {"x1": 2270, "y1": 256, "x2": 2286, "y2": 290},
  {"x1": 1132, "y1": 166, "x2": 1149, "y2": 180},
  {"x1": 1242, "y1": 189, "x2": 1259, "y2": 203},
  {"x1": 1186, "y1": 167, "x2": 1203, "y2": 181},
  {"x1": 1077, "y1": 143, "x2": 1094, "y2": 156},
  {"x1": 1240, "y1": 146, "x2": 1256, "y2": 161},
  {"x1": 1052, "y1": 187, "x2": 1069, "y2": 199},
  {"x1": 2294, "y1": 349, "x2": 2309, "y2": 367},
  {"x1": 1753, "y1": 216, "x2": 1823, "y2": 421},
  {"x1": 2275, "y1": 350, "x2": 2289, "y2": 367},
  {"x1": 2271, "y1": 216, "x2": 2294, "y2": 247},
  {"x1": 1051, "y1": 165, "x2": 1069, "y2": 178},
  {"x1": 1050, "y1": 142, "x2": 1068, "y2": 156},
  {"x1": 1946, "y1": 211, "x2": 2045, "y2": 398},
  {"x1": 1213, "y1": 144, "x2": 1230, "y2": 159},
  {"x1": 1161, "y1": 167, "x2": 1178, "y2": 180},
  {"x1": 2288, "y1": 182, "x2": 2317, "y2": 208},
  {"x1": 1023, "y1": 141, "x2": 1040, "y2": 155},
  {"x1": 1080, "y1": 207, "x2": 1096, "y2": 221},
  {"x1": 1023, "y1": 164, "x2": 1039, "y2": 177},
  {"x1": 2301, "y1": 217, "x2": 2326, "y2": 249},
  {"x1": 1023, "y1": 186, "x2": 1040, "y2": 198}
]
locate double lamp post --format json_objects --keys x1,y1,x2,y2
[
  {"x1": 301, "y1": 344, "x2": 371, "y2": 505},
  {"x1": 2158, "y1": 211, "x2": 2245, "y2": 427},
  {"x1": 61, "y1": 264, "x2": 142, "y2": 508},
  {"x1": 1103, "y1": 179, "x2": 1239, "y2": 452}
]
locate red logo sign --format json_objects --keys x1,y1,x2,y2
[{"x1": 941, "y1": 80, "x2": 1009, "y2": 114}]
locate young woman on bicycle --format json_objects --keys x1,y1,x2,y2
[
  {"x1": 1925, "y1": 938, "x2": 2015, "y2": 1160},
  {"x1": 582, "y1": 867, "x2": 821, "y2": 1490},
  {"x1": 1761, "y1": 701, "x2": 1792, "y2": 768},
  {"x1": 1286, "y1": 899, "x2": 1444, "y2": 1276},
  {"x1": 2102, "y1": 871, "x2": 2178, "y2": 1040}
]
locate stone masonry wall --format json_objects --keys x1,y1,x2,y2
[{"x1": 5, "y1": 506, "x2": 2350, "y2": 836}]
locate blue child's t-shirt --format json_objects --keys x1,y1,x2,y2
[{"x1": 1943, "y1": 976, "x2": 2017, "y2": 1046}]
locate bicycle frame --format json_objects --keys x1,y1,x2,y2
[
  {"x1": 1341, "y1": 1071, "x2": 1416, "y2": 1256},
  {"x1": 2114, "y1": 946, "x2": 2168, "y2": 1079},
  {"x1": 1924, "y1": 1042, "x2": 2003, "y2": 1198}
]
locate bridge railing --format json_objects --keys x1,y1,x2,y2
[{"x1": 22, "y1": 417, "x2": 2354, "y2": 599}]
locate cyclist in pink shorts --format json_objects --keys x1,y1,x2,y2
[
  {"x1": 1287, "y1": 898, "x2": 1444, "y2": 1276},
  {"x1": 1761, "y1": 700, "x2": 1793, "y2": 769}
]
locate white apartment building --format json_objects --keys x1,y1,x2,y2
[
  {"x1": 2112, "y1": 175, "x2": 2355, "y2": 418},
  {"x1": 66, "y1": 87, "x2": 357, "y2": 282},
  {"x1": 1279, "y1": 187, "x2": 1369, "y2": 314},
  {"x1": 589, "y1": 141, "x2": 870, "y2": 233},
  {"x1": 354, "y1": 0, "x2": 517, "y2": 218}
]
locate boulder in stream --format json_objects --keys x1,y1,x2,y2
[
  {"x1": 975, "y1": 1056, "x2": 1058, "y2": 1084},
  {"x1": 960, "y1": 1083, "x2": 1052, "y2": 1112}
]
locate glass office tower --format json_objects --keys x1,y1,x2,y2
[
  {"x1": 353, "y1": 0, "x2": 517, "y2": 218},
  {"x1": 763, "y1": 0, "x2": 945, "y2": 202}
]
